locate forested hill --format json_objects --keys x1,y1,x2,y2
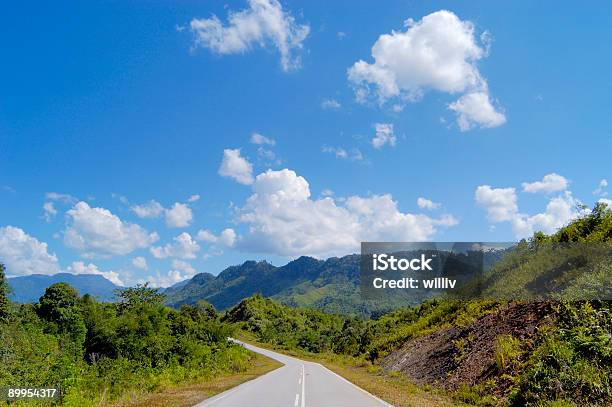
[{"x1": 164, "y1": 255, "x2": 370, "y2": 315}]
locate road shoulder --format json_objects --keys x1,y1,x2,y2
[{"x1": 107, "y1": 352, "x2": 282, "y2": 407}]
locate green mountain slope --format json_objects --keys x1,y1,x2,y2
[
  {"x1": 163, "y1": 255, "x2": 380, "y2": 315},
  {"x1": 165, "y1": 249, "x2": 509, "y2": 316}
]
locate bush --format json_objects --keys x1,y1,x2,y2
[
  {"x1": 495, "y1": 334, "x2": 522, "y2": 371},
  {"x1": 0, "y1": 279, "x2": 252, "y2": 406}
]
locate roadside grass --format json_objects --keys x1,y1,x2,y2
[
  {"x1": 107, "y1": 352, "x2": 281, "y2": 407},
  {"x1": 236, "y1": 331, "x2": 463, "y2": 407}
]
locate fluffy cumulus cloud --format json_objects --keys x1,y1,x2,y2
[
  {"x1": 131, "y1": 200, "x2": 194, "y2": 228},
  {"x1": 417, "y1": 197, "x2": 441, "y2": 210},
  {"x1": 150, "y1": 232, "x2": 200, "y2": 259},
  {"x1": 130, "y1": 200, "x2": 165, "y2": 219},
  {"x1": 475, "y1": 186, "x2": 519, "y2": 222},
  {"x1": 66, "y1": 261, "x2": 124, "y2": 286},
  {"x1": 0, "y1": 226, "x2": 60, "y2": 276},
  {"x1": 236, "y1": 169, "x2": 457, "y2": 257},
  {"x1": 522, "y1": 173, "x2": 569, "y2": 194},
  {"x1": 250, "y1": 132, "x2": 275, "y2": 146},
  {"x1": 512, "y1": 192, "x2": 582, "y2": 238},
  {"x1": 64, "y1": 202, "x2": 159, "y2": 258},
  {"x1": 475, "y1": 179, "x2": 583, "y2": 238},
  {"x1": 196, "y1": 228, "x2": 237, "y2": 248},
  {"x1": 189, "y1": 0, "x2": 310, "y2": 71},
  {"x1": 145, "y1": 270, "x2": 187, "y2": 288},
  {"x1": 219, "y1": 149, "x2": 254, "y2": 185},
  {"x1": 144, "y1": 260, "x2": 198, "y2": 288},
  {"x1": 165, "y1": 202, "x2": 193, "y2": 228},
  {"x1": 448, "y1": 91, "x2": 506, "y2": 131},
  {"x1": 132, "y1": 256, "x2": 148, "y2": 270},
  {"x1": 171, "y1": 259, "x2": 197, "y2": 277},
  {"x1": 372, "y1": 123, "x2": 397, "y2": 149},
  {"x1": 347, "y1": 10, "x2": 505, "y2": 131}
]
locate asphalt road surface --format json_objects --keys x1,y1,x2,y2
[{"x1": 194, "y1": 340, "x2": 392, "y2": 407}]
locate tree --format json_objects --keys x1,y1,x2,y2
[
  {"x1": 116, "y1": 283, "x2": 165, "y2": 314},
  {"x1": 195, "y1": 300, "x2": 218, "y2": 320},
  {"x1": 0, "y1": 263, "x2": 10, "y2": 321},
  {"x1": 38, "y1": 282, "x2": 80, "y2": 322},
  {"x1": 37, "y1": 282, "x2": 86, "y2": 349}
]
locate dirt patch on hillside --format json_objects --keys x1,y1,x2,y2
[{"x1": 381, "y1": 302, "x2": 554, "y2": 388}]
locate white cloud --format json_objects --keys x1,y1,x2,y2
[
  {"x1": 145, "y1": 270, "x2": 189, "y2": 288},
  {"x1": 219, "y1": 148, "x2": 254, "y2": 185},
  {"x1": 372, "y1": 123, "x2": 396, "y2": 149},
  {"x1": 196, "y1": 229, "x2": 217, "y2": 243},
  {"x1": 131, "y1": 200, "x2": 165, "y2": 219},
  {"x1": 448, "y1": 91, "x2": 506, "y2": 131},
  {"x1": 250, "y1": 132, "x2": 276, "y2": 146},
  {"x1": 511, "y1": 192, "x2": 582, "y2": 237},
  {"x1": 321, "y1": 99, "x2": 341, "y2": 110},
  {"x1": 196, "y1": 228, "x2": 236, "y2": 248},
  {"x1": 347, "y1": 10, "x2": 505, "y2": 130},
  {"x1": 476, "y1": 184, "x2": 583, "y2": 238},
  {"x1": 150, "y1": 232, "x2": 200, "y2": 260},
  {"x1": 66, "y1": 261, "x2": 124, "y2": 286},
  {"x1": 417, "y1": 197, "x2": 441, "y2": 210},
  {"x1": 0, "y1": 226, "x2": 60, "y2": 276},
  {"x1": 598, "y1": 198, "x2": 612, "y2": 208},
  {"x1": 189, "y1": 0, "x2": 310, "y2": 71},
  {"x1": 131, "y1": 199, "x2": 194, "y2": 228},
  {"x1": 43, "y1": 202, "x2": 58, "y2": 222},
  {"x1": 236, "y1": 168, "x2": 457, "y2": 257},
  {"x1": 522, "y1": 173, "x2": 569, "y2": 194},
  {"x1": 171, "y1": 259, "x2": 197, "y2": 277},
  {"x1": 45, "y1": 192, "x2": 77, "y2": 204},
  {"x1": 322, "y1": 146, "x2": 363, "y2": 161},
  {"x1": 64, "y1": 201, "x2": 159, "y2": 258},
  {"x1": 165, "y1": 202, "x2": 193, "y2": 228},
  {"x1": 219, "y1": 229, "x2": 237, "y2": 247},
  {"x1": 132, "y1": 256, "x2": 148, "y2": 270},
  {"x1": 593, "y1": 179, "x2": 608, "y2": 197},
  {"x1": 475, "y1": 185, "x2": 518, "y2": 222},
  {"x1": 321, "y1": 189, "x2": 334, "y2": 197}
]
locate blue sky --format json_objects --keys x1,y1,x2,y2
[{"x1": 0, "y1": 1, "x2": 610, "y2": 287}]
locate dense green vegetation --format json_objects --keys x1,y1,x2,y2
[
  {"x1": 228, "y1": 203, "x2": 611, "y2": 406},
  {"x1": 164, "y1": 254, "x2": 409, "y2": 317},
  {"x1": 0, "y1": 279, "x2": 254, "y2": 406}
]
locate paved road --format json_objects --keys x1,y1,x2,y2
[{"x1": 194, "y1": 340, "x2": 392, "y2": 407}]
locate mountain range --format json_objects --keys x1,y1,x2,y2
[
  {"x1": 163, "y1": 255, "x2": 380, "y2": 315},
  {"x1": 8, "y1": 273, "x2": 120, "y2": 303}
]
